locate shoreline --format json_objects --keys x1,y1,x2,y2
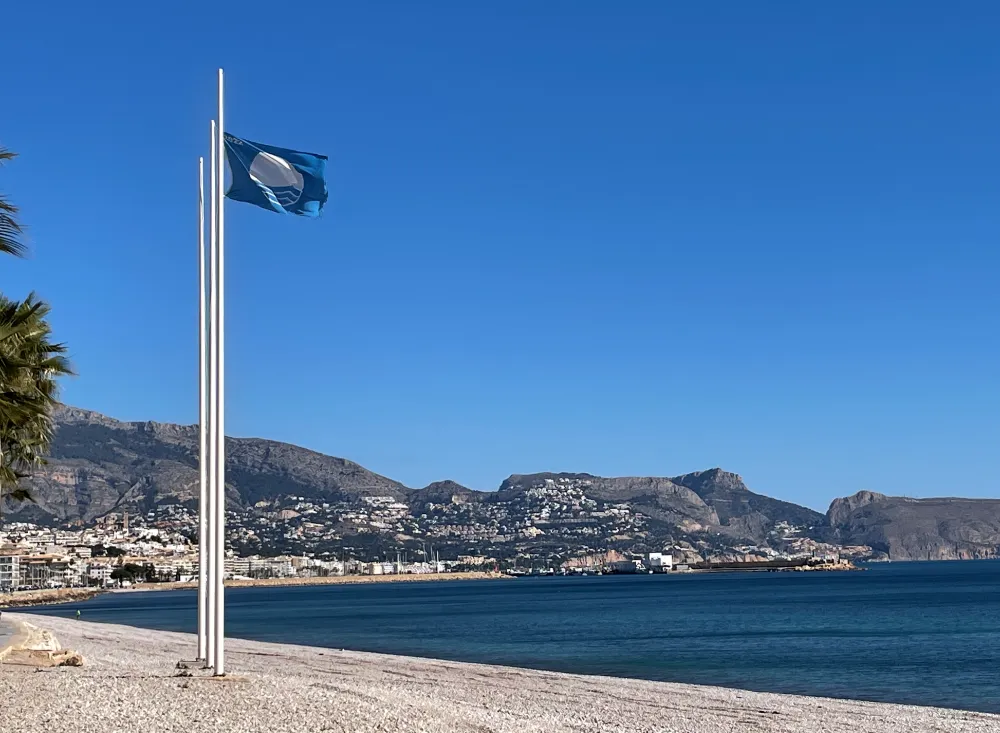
[
  {"x1": 2, "y1": 613, "x2": 998, "y2": 733},
  {"x1": 0, "y1": 587, "x2": 104, "y2": 609},
  {"x1": 1, "y1": 560, "x2": 888, "y2": 611},
  {"x1": 129, "y1": 569, "x2": 506, "y2": 591},
  {"x1": 0, "y1": 571, "x2": 506, "y2": 608}
]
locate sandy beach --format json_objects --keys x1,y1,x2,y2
[{"x1": 1, "y1": 613, "x2": 997, "y2": 733}]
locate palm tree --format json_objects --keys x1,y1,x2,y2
[
  {"x1": 0, "y1": 293, "x2": 73, "y2": 505},
  {"x1": 0, "y1": 148, "x2": 72, "y2": 518},
  {"x1": 0, "y1": 148, "x2": 27, "y2": 258}
]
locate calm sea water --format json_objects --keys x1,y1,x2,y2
[{"x1": 32, "y1": 561, "x2": 1000, "y2": 713}]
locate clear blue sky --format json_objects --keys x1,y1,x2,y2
[{"x1": 2, "y1": 2, "x2": 998, "y2": 509}]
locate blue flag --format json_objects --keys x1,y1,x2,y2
[{"x1": 223, "y1": 134, "x2": 328, "y2": 217}]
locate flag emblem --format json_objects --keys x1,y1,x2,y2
[
  {"x1": 249, "y1": 152, "x2": 304, "y2": 207},
  {"x1": 224, "y1": 134, "x2": 328, "y2": 217}
]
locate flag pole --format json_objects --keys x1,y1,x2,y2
[
  {"x1": 212, "y1": 67, "x2": 227, "y2": 676},
  {"x1": 197, "y1": 156, "x2": 208, "y2": 662},
  {"x1": 206, "y1": 119, "x2": 219, "y2": 670}
]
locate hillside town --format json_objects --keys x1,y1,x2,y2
[
  {"x1": 0, "y1": 476, "x2": 867, "y2": 591},
  {"x1": 0, "y1": 513, "x2": 447, "y2": 591}
]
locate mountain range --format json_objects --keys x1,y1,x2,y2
[{"x1": 3, "y1": 406, "x2": 998, "y2": 562}]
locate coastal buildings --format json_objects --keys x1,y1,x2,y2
[
  {"x1": 0, "y1": 470, "x2": 869, "y2": 587},
  {"x1": 609, "y1": 559, "x2": 647, "y2": 574},
  {"x1": 646, "y1": 553, "x2": 673, "y2": 571},
  {"x1": 0, "y1": 519, "x2": 451, "y2": 590}
]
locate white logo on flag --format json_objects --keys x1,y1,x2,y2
[{"x1": 249, "y1": 151, "x2": 304, "y2": 208}]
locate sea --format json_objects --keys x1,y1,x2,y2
[{"x1": 30, "y1": 560, "x2": 1000, "y2": 713}]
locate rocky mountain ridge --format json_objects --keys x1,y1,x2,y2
[{"x1": 3, "y1": 406, "x2": 998, "y2": 561}]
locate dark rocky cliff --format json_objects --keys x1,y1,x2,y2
[{"x1": 826, "y1": 491, "x2": 1000, "y2": 560}]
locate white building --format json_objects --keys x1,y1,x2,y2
[
  {"x1": 224, "y1": 557, "x2": 250, "y2": 577},
  {"x1": 609, "y1": 559, "x2": 646, "y2": 574},
  {"x1": 0, "y1": 555, "x2": 20, "y2": 589},
  {"x1": 88, "y1": 563, "x2": 114, "y2": 586},
  {"x1": 647, "y1": 553, "x2": 673, "y2": 572}
]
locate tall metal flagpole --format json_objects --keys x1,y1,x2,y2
[
  {"x1": 197, "y1": 156, "x2": 209, "y2": 662},
  {"x1": 206, "y1": 120, "x2": 219, "y2": 670},
  {"x1": 212, "y1": 67, "x2": 227, "y2": 676}
]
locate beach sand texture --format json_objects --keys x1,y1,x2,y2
[{"x1": 1, "y1": 613, "x2": 997, "y2": 733}]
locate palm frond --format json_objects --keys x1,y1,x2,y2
[
  {"x1": 0, "y1": 290, "x2": 73, "y2": 507},
  {"x1": 0, "y1": 148, "x2": 27, "y2": 258},
  {"x1": 0, "y1": 211, "x2": 27, "y2": 257},
  {"x1": 0, "y1": 157, "x2": 71, "y2": 508}
]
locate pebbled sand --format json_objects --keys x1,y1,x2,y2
[{"x1": 1, "y1": 613, "x2": 998, "y2": 733}]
